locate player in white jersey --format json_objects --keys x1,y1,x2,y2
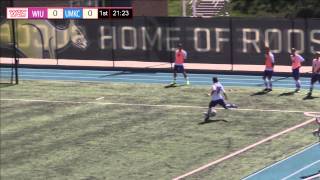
[
  {"x1": 307, "y1": 52, "x2": 320, "y2": 97},
  {"x1": 204, "y1": 77, "x2": 237, "y2": 121}
]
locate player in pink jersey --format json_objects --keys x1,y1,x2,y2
[
  {"x1": 172, "y1": 43, "x2": 189, "y2": 85},
  {"x1": 307, "y1": 52, "x2": 320, "y2": 97},
  {"x1": 290, "y1": 48, "x2": 305, "y2": 92},
  {"x1": 263, "y1": 46, "x2": 275, "y2": 91}
]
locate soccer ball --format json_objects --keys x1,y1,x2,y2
[{"x1": 210, "y1": 108, "x2": 217, "y2": 117}]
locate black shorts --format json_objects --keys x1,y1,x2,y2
[
  {"x1": 174, "y1": 65, "x2": 184, "y2": 73},
  {"x1": 209, "y1": 99, "x2": 228, "y2": 109},
  {"x1": 263, "y1": 70, "x2": 273, "y2": 79},
  {"x1": 311, "y1": 74, "x2": 320, "y2": 84},
  {"x1": 292, "y1": 68, "x2": 300, "y2": 80}
]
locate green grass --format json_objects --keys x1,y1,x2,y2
[
  {"x1": 168, "y1": 0, "x2": 193, "y2": 17},
  {"x1": 168, "y1": 0, "x2": 182, "y2": 16},
  {"x1": 1, "y1": 80, "x2": 319, "y2": 180}
]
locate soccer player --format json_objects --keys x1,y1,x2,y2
[
  {"x1": 312, "y1": 117, "x2": 320, "y2": 138},
  {"x1": 263, "y1": 46, "x2": 275, "y2": 91},
  {"x1": 204, "y1": 77, "x2": 236, "y2": 121},
  {"x1": 307, "y1": 52, "x2": 320, "y2": 97},
  {"x1": 290, "y1": 48, "x2": 305, "y2": 92},
  {"x1": 172, "y1": 43, "x2": 190, "y2": 85}
]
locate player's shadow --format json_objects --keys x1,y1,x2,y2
[
  {"x1": 198, "y1": 119, "x2": 228, "y2": 125},
  {"x1": 303, "y1": 95, "x2": 319, "y2": 100},
  {"x1": 0, "y1": 83, "x2": 16, "y2": 88},
  {"x1": 164, "y1": 84, "x2": 186, "y2": 88},
  {"x1": 278, "y1": 91, "x2": 296, "y2": 96},
  {"x1": 250, "y1": 90, "x2": 271, "y2": 96}
]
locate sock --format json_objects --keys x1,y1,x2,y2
[
  {"x1": 269, "y1": 79, "x2": 272, "y2": 89},
  {"x1": 264, "y1": 79, "x2": 268, "y2": 88},
  {"x1": 296, "y1": 80, "x2": 301, "y2": 89},
  {"x1": 309, "y1": 84, "x2": 314, "y2": 93},
  {"x1": 207, "y1": 108, "x2": 212, "y2": 114}
]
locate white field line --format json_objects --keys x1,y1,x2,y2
[
  {"x1": 0, "y1": 98, "x2": 317, "y2": 114},
  {"x1": 304, "y1": 112, "x2": 320, "y2": 118},
  {"x1": 95, "y1": 97, "x2": 104, "y2": 100},
  {"x1": 281, "y1": 160, "x2": 320, "y2": 180},
  {"x1": 0, "y1": 74, "x2": 315, "y2": 87},
  {"x1": 172, "y1": 117, "x2": 316, "y2": 180}
]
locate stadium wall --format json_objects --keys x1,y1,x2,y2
[{"x1": 0, "y1": 17, "x2": 319, "y2": 66}]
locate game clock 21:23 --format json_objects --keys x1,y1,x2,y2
[{"x1": 111, "y1": 9, "x2": 132, "y2": 18}]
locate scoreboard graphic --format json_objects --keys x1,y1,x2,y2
[{"x1": 6, "y1": 7, "x2": 133, "y2": 19}]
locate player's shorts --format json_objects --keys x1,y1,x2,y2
[
  {"x1": 209, "y1": 99, "x2": 228, "y2": 109},
  {"x1": 311, "y1": 74, "x2": 320, "y2": 84},
  {"x1": 263, "y1": 70, "x2": 273, "y2": 79},
  {"x1": 292, "y1": 67, "x2": 300, "y2": 80},
  {"x1": 174, "y1": 64, "x2": 184, "y2": 73}
]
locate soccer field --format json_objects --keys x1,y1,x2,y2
[{"x1": 0, "y1": 80, "x2": 319, "y2": 180}]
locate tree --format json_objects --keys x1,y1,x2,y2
[{"x1": 230, "y1": 0, "x2": 320, "y2": 17}]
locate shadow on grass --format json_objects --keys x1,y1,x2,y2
[
  {"x1": 0, "y1": 83, "x2": 15, "y2": 88},
  {"x1": 278, "y1": 91, "x2": 296, "y2": 96},
  {"x1": 198, "y1": 119, "x2": 228, "y2": 125},
  {"x1": 250, "y1": 90, "x2": 271, "y2": 96},
  {"x1": 164, "y1": 84, "x2": 186, "y2": 88},
  {"x1": 303, "y1": 95, "x2": 319, "y2": 100}
]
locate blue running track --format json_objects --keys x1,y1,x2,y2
[{"x1": 1, "y1": 68, "x2": 320, "y2": 90}]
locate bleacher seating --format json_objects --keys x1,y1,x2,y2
[{"x1": 191, "y1": 0, "x2": 228, "y2": 17}]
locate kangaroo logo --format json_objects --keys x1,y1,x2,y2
[{"x1": 0, "y1": 20, "x2": 88, "y2": 59}]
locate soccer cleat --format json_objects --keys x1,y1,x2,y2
[
  {"x1": 295, "y1": 89, "x2": 300, "y2": 93},
  {"x1": 313, "y1": 130, "x2": 320, "y2": 137},
  {"x1": 233, "y1": 104, "x2": 238, "y2": 108},
  {"x1": 186, "y1": 80, "x2": 190, "y2": 85},
  {"x1": 307, "y1": 92, "x2": 312, "y2": 97},
  {"x1": 203, "y1": 112, "x2": 210, "y2": 121},
  {"x1": 263, "y1": 88, "x2": 269, "y2": 91},
  {"x1": 228, "y1": 104, "x2": 238, "y2": 108}
]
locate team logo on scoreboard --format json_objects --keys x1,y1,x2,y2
[{"x1": 7, "y1": 8, "x2": 28, "y2": 19}]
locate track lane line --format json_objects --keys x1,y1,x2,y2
[{"x1": 281, "y1": 160, "x2": 320, "y2": 180}]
